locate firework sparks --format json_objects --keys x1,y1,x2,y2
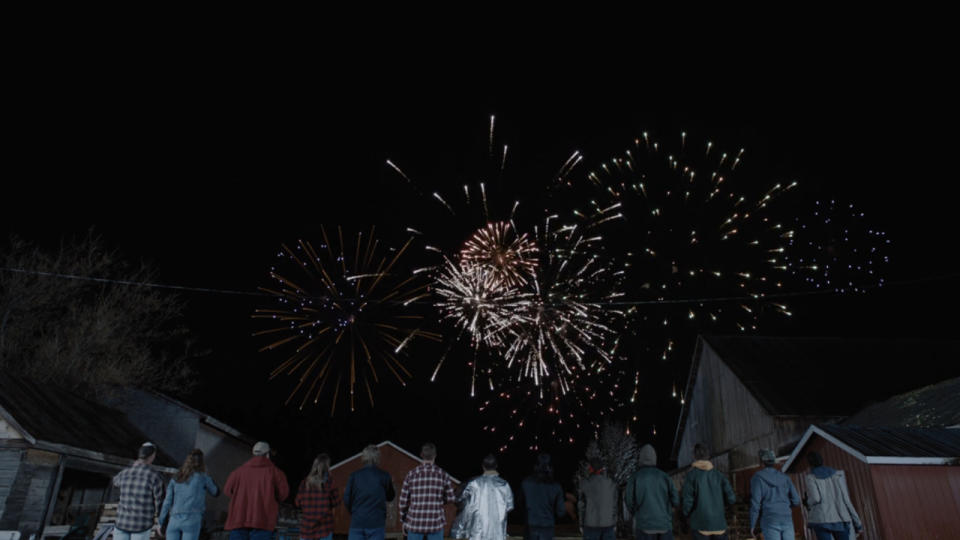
[
  {"x1": 253, "y1": 226, "x2": 441, "y2": 414},
  {"x1": 460, "y1": 221, "x2": 539, "y2": 288}
]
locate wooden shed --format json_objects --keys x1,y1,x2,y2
[
  {"x1": 782, "y1": 424, "x2": 960, "y2": 540},
  {"x1": 0, "y1": 373, "x2": 177, "y2": 539},
  {"x1": 328, "y1": 441, "x2": 461, "y2": 538},
  {"x1": 671, "y1": 335, "x2": 960, "y2": 477}
]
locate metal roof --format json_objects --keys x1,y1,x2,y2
[
  {"x1": 0, "y1": 372, "x2": 177, "y2": 468},
  {"x1": 844, "y1": 376, "x2": 960, "y2": 428},
  {"x1": 783, "y1": 424, "x2": 960, "y2": 471}
]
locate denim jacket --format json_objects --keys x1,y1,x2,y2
[{"x1": 159, "y1": 473, "x2": 220, "y2": 525}]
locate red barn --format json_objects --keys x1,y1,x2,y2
[
  {"x1": 782, "y1": 424, "x2": 960, "y2": 540},
  {"x1": 330, "y1": 441, "x2": 462, "y2": 538}
]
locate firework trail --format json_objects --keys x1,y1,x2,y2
[{"x1": 253, "y1": 226, "x2": 441, "y2": 414}]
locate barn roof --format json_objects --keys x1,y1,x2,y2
[
  {"x1": 844, "y1": 376, "x2": 960, "y2": 428},
  {"x1": 782, "y1": 424, "x2": 960, "y2": 471},
  {"x1": 701, "y1": 335, "x2": 960, "y2": 416},
  {"x1": 0, "y1": 372, "x2": 177, "y2": 469},
  {"x1": 331, "y1": 441, "x2": 462, "y2": 484},
  {"x1": 672, "y1": 335, "x2": 960, "y2": 460}
]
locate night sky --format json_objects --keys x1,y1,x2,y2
[{"x1": 4, "y1": 51, "x2": 958, "y2": 493}]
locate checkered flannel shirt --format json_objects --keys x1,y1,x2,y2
[
  {"x1": 399, "y1": 462, "x2": 456, "y2": 533},
  {"x1": 296, "y1": 478, "x2": 342, "y2": 538},
  {"x1": 113, "y1": 462, "x2": 164, "y2": 532}
]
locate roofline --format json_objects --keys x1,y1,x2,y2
[
  {"x1": 671, "y1": 335, "x2": 706, "y2": 460},
  {"x1": 146, "y1": 390, "x2": 255, "y2": 444},
  {"x1": 331, "y1": 441, "x2": 461, "y2": 483},
  {"x1": 782, "y1": 425, "x2": 960, "y2": 471},
  {"x1": 0, "y1": 404, "x2": 38, "y2": 445},
  {"x1": 0, "y1": 439, "x2": 178, "y2": 474}
]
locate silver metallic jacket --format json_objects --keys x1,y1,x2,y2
[{"x1": 451, "y1": 473, "x2": 515, "y2": 540}]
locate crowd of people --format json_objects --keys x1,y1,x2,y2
[{"x1": 110, "y1": 440, "x2": 863, "y2": 540}]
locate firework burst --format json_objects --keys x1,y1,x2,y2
[
  {"x1": 460, "y1": 221, "x2": 538, "y2": 288},
  {"x1": 253, "y1": 226, "x2": 441, "y2": 413}
]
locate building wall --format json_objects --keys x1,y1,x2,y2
[
  {"x1": 0, "y1": 449, "x2": 22, "y2": 521},
  {"x1": 0, "y1": 450, "x2": 59, "y2": 538},
  {"x1": 330, "y1": 444, "x2": 459, "y2": 536},
  {"x1": 787, "y1": 436, "x2": 882, "y2": 540},
  {"x1": 0, "y1": 418, "x2": 24, "y2": 440},
  {"x1": 870, "y1": 464, "x2": 960, "y2": 539},
  {"x1": 109, "y1": 389, "x2": 200, "y2": 463},
  {"x1": 196, "y1": 423, "x2": 254, "y2": 527}
]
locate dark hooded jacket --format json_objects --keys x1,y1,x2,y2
[
  {"x1": 624, "y1": 445, "x2": 678, "y2": 532},
  {"x1": 749, "y1": 466, "x2": 800, "y2": 530},
  {"x1": 681, "y1": 460, "x2": 736, "y2": 532}
]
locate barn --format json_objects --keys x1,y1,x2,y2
[
  {"x1": 781, "y1": 424, "x2": 960, "y2": 539},
  {"x1": 328, "y1": 441, "x2": 461, "y2": 538}
]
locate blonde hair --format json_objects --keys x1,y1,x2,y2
[
  {"x1": 361, "y1": 444, "x2": 380, "y2": 466},
  {"x1": 306, "y1": 453, "x2": 332, "y2": 489}
]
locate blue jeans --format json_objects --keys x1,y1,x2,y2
[
  {"x1": 528, "y1": 526, "x2": 554, "y2": 540},
  {"x1": 230, "y1": 529, "x2": 273, "y2": 540},
  {"x1": 761, "y1": 521, "x2": 795, "y2": 540},
  {"x1": 302, "y1": 536, "x2": 332, "y2": 540},
  {"x1": 634, "y1": 532, "x2": 673, "y2": 540},
  {"x1": 114, "y1": 529, "x2": 152, "y2": 540},
  {"x1": 348, "y1": 528, "x2": 385, "y2": 540},
  {"x1": 406, "y1": 531, "x2": 442, "y2": 540},
  {"x1": 692, "y1": 532, "x2": 727, "y2": 540},
  {"x1": 812, "y1": 524, "x2": 849, "y2": 540},
  {"x1": 166, "y1": 513, "x2": 203, "y2": 540},
  {"x1": 583, "y1": 526, "x2": 615, "y2": 540}
]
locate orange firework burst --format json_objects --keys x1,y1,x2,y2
[{"x1": 460, "y1": 221, "x2": 539, "y2": 288}]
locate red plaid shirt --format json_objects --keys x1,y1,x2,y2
[
  {"x1": 399, "y1": 462, "x2": 456, "y2": 533},
  {"x1": 295, "y1": 478, "x2": 342, "y2": 538}
]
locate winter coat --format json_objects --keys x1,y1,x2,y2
[
  {"x1": 578, "y1": 472, "x2": 618, "y2": 528},
  {"x1": 452, "y1": 472, "x2": 514, "y2": 540},
  {"x1": 749, "y1": 466, "x2": 800, "y2": 530},
  {"x1": 224, "y1": 456, "x2": 290, "y2": 531},
  {"x1": 344, "y1": 464, "x2": 396, "y2": 529},
  {"x1": 159, "y1": 473, "x2": 220, "y2": 525},
  {"x1": 624, "y1": 445, "x2": 678, "y2": 533},
  {"x1": 805, "y1": 467, "x2": 862, "y2": 530},
  {"x1": 521, "y1": 476, "x2": 566, "y2": 527},
  {"x1": 680, "y1": 460, "x2": 735, "y2": 532}
]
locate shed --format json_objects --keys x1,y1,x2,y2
[
  {"x1": 0, "y1": 373, "x2": 177, "y2": 540},
  {"x1": 671, "y1": 335, "x2": 960, "y2": 480},
  {"x1": 782, "y1": 424, "x2": 960, "y2": 539},
  {"x1": 328, "y1": 441, "x2": 461, "y2": 538}
]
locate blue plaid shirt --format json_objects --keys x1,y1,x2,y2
[{"x1": 113, "y1": 462, "x2": 164, "y2": 532}]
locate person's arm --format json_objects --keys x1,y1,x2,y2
[
  {"x1": 444, "y1": 474, "x2": 456, "y2": 505},
  {"x1": 225, "y1": 470, "x2": 238, "y2": 498},
  {"x1": 384, "y1": 471, "x2": 396, "y2": 503},
  {"x1": 805, "y1": 474, "x2": 821, "y2": 506},
  {"x1": 680, "y1": 475, "x2": 694, "y2": 516},
  {"x1": 838, "y1": 474, "x2": 863, "y2": 531},
  {"x1": 276, "y1": 468, "x2": 290, "y2": 502},
  {"x1": 624, "y1": 475, "x2": 635, "y2": 512},
  {"x1": 505, "y1": 483, "x2": 515, "y2": 513},
  {"x1": 749, "y1": 475, "x2": 762, "y2": 532},
  {"x1": 398, "y1": 474, "x2": 411, "y2": 523},
  {"x1": 153, "y1": 474, "x2": 164, "y2": 524},
  {"x1": 344, "y1": 473, "x2": 354, "y2": 513},
  {"x1": 554, "y1": 484, "x2": 567, "y2": 518},
  {"x1": 788, "y1": 478, "x2": 801, "y2": 508},
  {"x1": 158, "y1": 479, "x2": 175, "y2": 526},
  {"x1": 577, "y1": 484, "x2": 586, "y2": 527},
  {"x1": 722, "y1": 474, "x2": 736, "y2": 506},
  {"x1": 205, "y1": 473, "x2": 220, "y2": 497},
  {"x1": 667, "y1": 475, "x2": 679, "y2": 509},
  {"x1": 295, "y1": 479, "x2": 305, "y2": 509},
  {"x1": 331, "y1": 481, "x2": 343, "y2": 509}
]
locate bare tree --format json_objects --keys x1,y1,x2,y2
[
  {"x1": 574, "y1": 421, "x2": 640, "y2": 535},
  {"x1": 0, "y1": 232, "x2": 197, "y2": 396}
]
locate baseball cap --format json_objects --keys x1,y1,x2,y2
[{"x1": 253, "y1": 441, "x2": 271, "y2": 456}]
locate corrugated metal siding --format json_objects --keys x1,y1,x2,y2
[
  {"x1": 0, "y1": 452, "x2": 57, "y2": 536},
  {"x1": 0, "y1": 449, "x2": 23, "y2": 519},
  {"x1": 789, "y1": 436, "x2": 882, "y2": 540},
  {"x1": 870, "y1": 464, "x2": 960, "y2": 539}
]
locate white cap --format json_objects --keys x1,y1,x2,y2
[{"x1": 253, "y1": 441, "x2": 271, "y2": 456}]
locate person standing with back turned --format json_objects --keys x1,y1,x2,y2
[{"x1": 344, "y1": 444, "x2": 396, "y2": 540}]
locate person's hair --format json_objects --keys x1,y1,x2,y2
[
  {"x1": 306, "y1": 453, "x2": 332, "y2": 489},
  {"x1": 421, "y1": 443, "x2": 437, "y2": 461},
  {"x1": 806, "y1": 451, "x2": 824, "y2": 467},
  {"x1": 694, "y1": 444, "x2": 710, "y2": 461},
  {"x1": 588, "y1": 456, "x2": 604, "y2": 471},
  {"x1": 361, "y1": 444, "x2": 380, "y2": 466},
  {"x1": 482, "y1": 454, "x2": 498, "y2": 471},
  {"x1": 534, "y1": 453, "x2": 554, "y2": 482},
  {"x1": 138, "y1": 442, "x2": 157, "y2": 460},
  {"x1": 175, "y1": 449, "x2": 205, "y2": 483}
]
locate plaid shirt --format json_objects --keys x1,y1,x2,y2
[
  {"x1": 399, "y1": 462, "x2": 456, "y2": 533},
  {"x1": 113, "y1": 462, "x2": 164, "y2": 532},
  {"x1": 295, "y1": 478, "x2": 342, "y2": 538}
]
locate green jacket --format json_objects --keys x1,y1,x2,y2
[
  {"x1": 681, "y1": 461, "x2": 736, "y2": 531},
  {"x1": 625, "y1": 467, "x2": 679, "y2": 532}
]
